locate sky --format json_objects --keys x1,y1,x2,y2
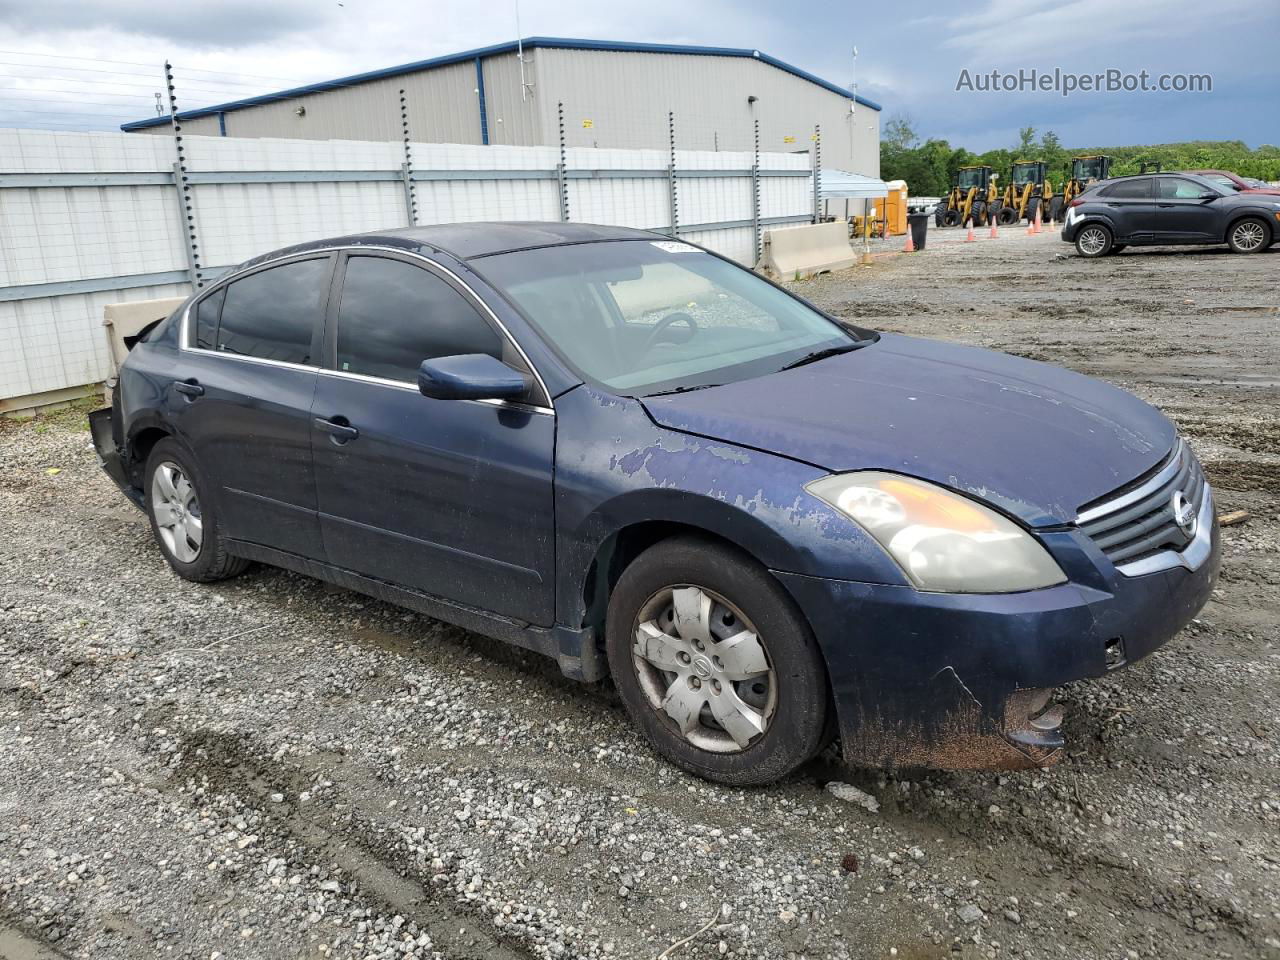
[{"x1": 0, "y1": 0, "x2": 1276, "y2": 151}]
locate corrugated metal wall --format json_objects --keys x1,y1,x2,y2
[
  {"x1": 130, "y1": 48, "x2": 878, "y2": 175},
  {"x1": 538, "y1": 49, "x2": 878, "y2": 174},
  {"x1": 1, "y1": 129, "x2": 815, "y2": 405}
]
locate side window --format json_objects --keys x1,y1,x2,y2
[
  {"x1": 215, "y1": 258, "x2": 329, "y2": 364},
  {"x1": 193, "y1": 287, "x2": 225, "y2": 350},
  {"x1": 1159, "y1": 178, "x2": 1210, "y2": 199},
  {"x1": 1101, "y1": 178, "x2": 1152, "y2": 199},
  {"x1": 335, "y1": 256, "x2": 504, "y2": 383}
]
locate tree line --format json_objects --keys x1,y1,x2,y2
[{"x1": 879, "y1": 115, "x2": 1280, "y2": 195}]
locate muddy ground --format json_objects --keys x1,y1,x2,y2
[{"x1": 1, "y1": 228, "x2": 1277, "y2": 960}]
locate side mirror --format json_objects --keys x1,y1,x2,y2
[
  {"x1": 1198, "y1": 193, "x2": 1219, "y2": 202},
  {"x1": 417, "y1": 354, "x2": 528, "y2": 401}
]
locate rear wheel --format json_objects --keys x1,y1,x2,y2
[
  {"x1": 943, "y1": 208, "x2": 962, "y2": 227},
  {"x1": 1025, "y1": 196, "x2": 1041, "y2": 223},
  {"x1": 145, "y1": 438, "x2": 249, "y2": 582},
  {"x1": 1074, "y1": 223, "x2": 1113, "y2": 258},
  {"x1": 1227, "y1": 217, "x2": 1271, "y2": 254},
  {"x1": 606, "y1": 537, "x2": 831, "y2": 786},
  {"x1": 934, "y1": 203, "x2": 946, "y2": 227},
  {"x1": 970, "y1": 201, "x2": 988, "y2": 227},
  {"x1": 997, "y1": 206, "x2": 1018, "y2": 225},
  {"x1": 1048, "y1": 196, "x2": 1064, "y2": 223}
]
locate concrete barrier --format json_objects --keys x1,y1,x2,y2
[
  {"x1": 757, "y1": 221, "x2": 856, "y2": 279},
  {"x1": 103, "y1": 297, "x2": 186, "y2": 379}
]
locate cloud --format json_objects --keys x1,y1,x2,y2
[{"x1": 0, "y1": 0, "x2": 333, "y2": 48}]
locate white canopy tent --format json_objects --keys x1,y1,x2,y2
[{"x1": 818, "y1": 169, "x2": 890, "y2": 257}]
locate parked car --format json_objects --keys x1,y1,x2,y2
[
  {"x1": 1063, "y1": 172, "x2": 1280, "y2": 257},
  {"x1": 1182, "y1": 169, "x2": 1280, "y2": 196},
  {"x1": 90, "y1": 224, "x2": 1220, "y2": 784}
]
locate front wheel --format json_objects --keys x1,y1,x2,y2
[
  {"x1": 145, "y1": 438, "x2": 249, "y2": 582},
  {"x1": 1074, "y1": 223, "x2": 1113, "y2": 258},
  {"x1": 606, "y1": 537, "x2": 831, "y2": 786},
  {"x1": 997, "y1": 206, "x2": 1018, "y2": 225},
  {"x1": 1227, "y1": 217, "x2": 1271, "y2": 254},
  {"x1": 943, "y1": 208, "x2": 962, "y2": 227}
]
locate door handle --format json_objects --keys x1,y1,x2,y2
[
  {"x1": 314, "y1": 416, "x2": 359, "y2": 442},
  {"x1": 173, "y1": 380, "x2": 204, "y2": 399}
]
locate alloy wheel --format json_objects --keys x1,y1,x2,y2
[
  {"x1": 1232, "y1": 221, "x2": 1266, "y2": 252},
  {"x1": 1078, "y1": 227, "x2": 1107, "y2": 256},
  {"x1": 151, "y1": 460, "x2": 203, "y2": 563},
  {"x1": 631, "y1": 585, "x2": 777, "y2": 753}
]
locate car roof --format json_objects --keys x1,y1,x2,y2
[{"x1": 237, "y1": 222, "x2": 662, "y2": 271}]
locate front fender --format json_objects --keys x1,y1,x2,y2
[{"x1": 553, "y1": 386, "x2": 907, "y2": 627}]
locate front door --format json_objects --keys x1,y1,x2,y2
[
  {"x1": 1151, "y1": 177, "x2": 1223, "y2": 241},
  {"x1": 310, "y1": 252, "x2": 557, "y2": 626},
  {"x1": 170, "y1": 255, "x2": 333, "y2": 559}
]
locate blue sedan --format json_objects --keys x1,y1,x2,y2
[{"x1": 90, "y1": 223, "x2": 1220, "y2": 784}]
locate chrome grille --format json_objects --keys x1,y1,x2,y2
[{"x1": 1077, "y1": 439, "x2": 1207, "y2": 569}]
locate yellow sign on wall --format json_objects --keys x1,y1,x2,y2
[
  {"x1": 783, "y1": 136, "x2": 796, "y2": 144},
  {"x1": 582, "y1": 119, "x2": 594, "y2": 128}
]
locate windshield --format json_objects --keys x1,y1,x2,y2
[
  {"x1": 1012, "y1": 163, "x2": 1040, "y2": 186},
  {"x1": 475, "y1": 240, "x2": 862, "y2": 395},
  {"x1": 1074, "y1": 158, "x2": 1106, "y2": 181},
  {"x1": 956, "y1": 168, "x2": 985, "y2": 189}
]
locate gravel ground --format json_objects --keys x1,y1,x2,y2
[{"x1": 2, "y1": 227, "x2": 1278, "y2": 960}]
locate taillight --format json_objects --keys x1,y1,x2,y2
[{"x1": 1069, "y1": 197, "x2": 1086, "y2": 207}]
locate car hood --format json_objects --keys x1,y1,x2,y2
[{"x1": 641, "y1": 333, "x2": 1176, "y2": 527}]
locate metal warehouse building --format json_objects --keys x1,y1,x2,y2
[{"x1": 123, "y1": 37, "x2": 881, "y2": 174}]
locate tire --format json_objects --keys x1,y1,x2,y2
[
  {"x1": 942, "y1": 208, "x2": 962, "y2": 227},
  {"x1": 1025, "y1": 196, "x2": 1040, "y2": 223},
  {"x1": 145, "y1": 437, "x2": 249, "y2": 582},
  {"x1": 997, "y1": 206, "x2": 1018, "y2": 226},
  {"x1": 970, "y1": 201, "x2": 988, "y2": 227},
  {"x1": 1227, "y1": 216, "x2": 1271, "y2": 254},
  {"x1": 1048, "y1": 196, "x2": 1064, "y2": 223},
  {"x1": 605, "y1": 536, "x2": 831, "y2": 786},
  {"x1": 1074, "y1": 223, "x2": 1113, "y2": 258},
  {"x1": 934, "y1": 203, "x2": 947, "y2": 228}
]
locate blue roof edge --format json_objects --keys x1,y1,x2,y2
[{"x1": 120, "y1": 36, "x2": 882, "y2": 131}]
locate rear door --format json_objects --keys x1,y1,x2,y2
[
  {"x1": 172, "y1": 254, "x2": 333, "y2": 559},
  {"x1": 310, "y1": 251, "x2": 557, "y2": 625},
  {"x1": 1152, "y1": 177, "x2": 1223, "y2": 241},
  {"x1": 1096, "y1": 177, "x2": 1154, "y2": 240}
]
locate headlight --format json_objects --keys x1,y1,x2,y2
[{"x1": 806, "y1": 471, "x2": 1066, "y2": 593}]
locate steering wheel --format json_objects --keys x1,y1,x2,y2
[{"x1": 643, "y1": 311, "x2": 698, "y2": 352}]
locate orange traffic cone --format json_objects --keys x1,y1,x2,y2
[
  {"x1": 989, "y1": 220, "x2": 999, "y2": 239},
  {"x1": 903, "y1": 228, "x2": 915, "y2": 253},
  {"x1": 965, "y1": 221, "x2": 976, "y2": 242},
  {"x1": 1033, "y1": 205, "x2": 1043, "y2": 234}
]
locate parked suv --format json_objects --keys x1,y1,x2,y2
[{"x1": 1062, "y1": 173, "x2": 1280, "y2": 257}]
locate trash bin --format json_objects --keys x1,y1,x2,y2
[{"x1": 907, "y1": 212, "x2": 929, "y2": 251}]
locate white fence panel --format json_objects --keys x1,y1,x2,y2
[{"x1": 1, "y1": 128, "x2": 816, "y2": 404}]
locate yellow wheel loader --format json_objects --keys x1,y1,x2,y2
[
  {"x1": 994, "y1": 161, "x2": 1060, "y2": 225},
  {"x1": 934, "y1": 166, "x2": 998, "y2": 228},
  {"x1": 1061, "y1": 155, "x2": 1113, "y2": 208}
]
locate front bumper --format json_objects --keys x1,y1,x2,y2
[{"x1": 774, "y1": 495, "x2": 1221, "y2": 770}]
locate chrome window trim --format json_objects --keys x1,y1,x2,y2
[
  {"x1": 1075, "y1": 439, "x2": 1185, "y2": 525},
  {"x1": 178, "y1": 243, "x2": 556, "y2": 413},
  {"x1": 315, "y1": 366, "x2": 553, "y2": 416},
  {"x1": 1114, "y1": 483, "x2": 1214, "y2": 577}
]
